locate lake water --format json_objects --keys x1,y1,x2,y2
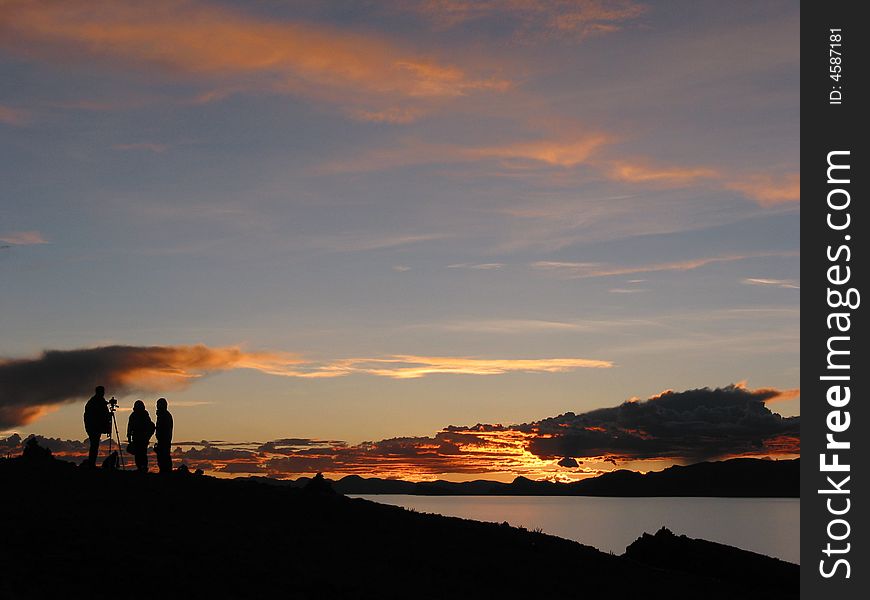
[{"x1": 352, "y1": 495, "x2": 800, "y2": 564}]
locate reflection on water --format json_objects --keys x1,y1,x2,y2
[{"x1": 352, "y1": 495, "x2": 800, "y2": 564}]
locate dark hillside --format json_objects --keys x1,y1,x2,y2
[{"x1": 0, "y1": 447, "x2": 797, "y2": 600}]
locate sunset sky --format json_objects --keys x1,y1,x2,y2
[{"x1": 1, "y1": 1, "x2": 799, "y2": 480}]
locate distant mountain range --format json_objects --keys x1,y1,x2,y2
[{"x1": 275, "y1": 457, "x2": 798, "y2": 497}]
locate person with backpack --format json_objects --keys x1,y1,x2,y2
[
  {"x1": 126, "y1": 400, "x2": 155, "y2": 473},
  {"x1": 153, "y1": 397, "x2": 174, "y2": 474},
  {"x1": 83, "y1": 386, "x2": 111, "y2": 468}
]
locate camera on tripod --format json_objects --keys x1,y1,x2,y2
[{"x1": 103, "y1": 396, "x2": 126, "y2": 470}]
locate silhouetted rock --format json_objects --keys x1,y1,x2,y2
[
  {"x1": 303, "y1": 472, "x2": 336, "y2": 495},
  {"x1": 21, "y1": 437, "x2": 52, "y2": 462},
  {"x1": 625, "y1": 527, "x2": 799, "y2": 599},
  {"x1": 101, "y1": 450, "x2": 119, "y2": 470}
]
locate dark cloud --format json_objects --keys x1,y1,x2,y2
[
  {"x1": 256, "y1": 438, "x2": 345, "y2": 453},
  {"x1": 19, "y1": 434, "x2": 89, "y2": 454},
  {"x1": 157, "y1": 386, "x2": 801, "y2": 478},
  {"x1": 171, "y1": 445, "x2": 257, "y2": 462},
  {"x1": 0, "y1": 433, "x2": 23, "y2": 455},
  {"x1": 0, "y1": 344, "x2": 294, "y2": 428},
  {"x1": 217, "y1": 462, "x2": 266, "y2": 474},
  {"x1": 521, "y1": 385, "x2": 799, "y2": 462},
  {"x1": 0, "y1": 433, "x2": 113, "y2": 460}
]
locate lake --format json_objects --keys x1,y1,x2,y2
[{"x1": 352, "y1": 495, "x2": 800, "y2": 564}]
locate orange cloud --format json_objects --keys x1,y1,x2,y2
[
  {"x1": 758, "y1": 388, "x2": 800, "y2": 403},
  {"x1": 727, "y1": 173, "x2": 800, "y2": 206},
  {"x1": 321, "y1": 132, "x2": 797, "y2": 212},
  {"x1": 407, "y1": 0, "x2": 648, "y2": 41},
  {"x1": 471, "y1": 134, "x2": 614, "y2": 167},
  {"x1": 0, "y1": 0, "x2": 508, "y2": 118},
  {"x1": 320, "y1": 355, "x2": 613, "y2": 379},
  {"x1": 319, "y1": 132, "x2": 615, "y2": 173},
  {"x1": 347, "y1": 107, "x2": 428, "y2": 124},
  {"x1": 604, "y1": 159, "x2": 718, "y2": 185},
  {"x1": 0, "y1": 231, "x2": 49, "y2": 245}
]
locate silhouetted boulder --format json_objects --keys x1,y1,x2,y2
[
  {"x1": 624, "y1": 527, "x2": 798, "y2": 599},
  {"x1": 101, "y1": 450, "x2": 120, "y2": 470},
  {"x1": 303, "y1": 472, "x2": 336, "y2": 495},
  {"x1": 22, "y1": 437, "x2": 52, "y2": 462}
]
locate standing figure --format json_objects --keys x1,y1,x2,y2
[
  {"x1": 154, "y1": 397, "x2": 174, "y2": 474},
  {"x1": 83, "y1": 386, "x2": 111, "y2": 468},
  {"x1": 127, "y1": 400, "x2": 155, "y2": 473}
]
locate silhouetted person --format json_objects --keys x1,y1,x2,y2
[
  {"x1": 127, "y1": 400, "x2": 155, "y2": 473},
  {"x1": 154, "y1": 397, "x2": 173, "y2": 474},
  {"x1": 83, "y1": 386, "x2": 111, "y2": 468}
]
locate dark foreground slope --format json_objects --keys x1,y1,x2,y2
[{"x1": 0, "y1": 452, "x2": 797, "y2": 600}]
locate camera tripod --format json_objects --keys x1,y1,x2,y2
[{"x1": 105, "y1": 397, "x2": 127, "y2": 470}]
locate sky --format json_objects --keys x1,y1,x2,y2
[{"x1": 0, "y1": 0, "x2": 799, "y2": 480}]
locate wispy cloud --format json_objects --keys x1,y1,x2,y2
[
  {"x1": 347, "y1": 107, "x2": 427, "y2": 124},
  {"x1": 306, "y1": 232, "x2": 451, "y2": 253},
  {"x1": 742, "y1": 277, "x2": 799, "y2": 289},
  {"x1": 0, "y1": 0, "x2": 508, "y2": 120},
  {"x1": 0, "y1": 231, "x2": 49, "y2": 245},
  {"x1": 608, "y1": 287, "x2": 648, "y2": 294},
  {"x1": 532, "y1": 251, "x2": 799, "y2": 279},
  {"x1": 0, "y1": 104, "x2": 30, "y2": 126},
  {"x1": 320, "y1": 133, "x2": 794, "y2": 212},
  {"x1": 447, "y1": 262, "x2": 505, "y2": 270},
  {"x1": 471, "y1": 134, "x2": 614, "y2": 167},
  {"x1": 414, "y1": 316, "x2": 663, "y2": 334},
  {"x1": 315, "y1": 355, "x2": 613, "y2": 379},
  {"x1": 318, "y1": 133, "x2": 613, "y2": 174},
  {"x1": 112, "y1": 142, "x2": 168, "y2": 153},
  {"x1": 604, "y1": 159, "x2": 718, "y2": 185}
]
